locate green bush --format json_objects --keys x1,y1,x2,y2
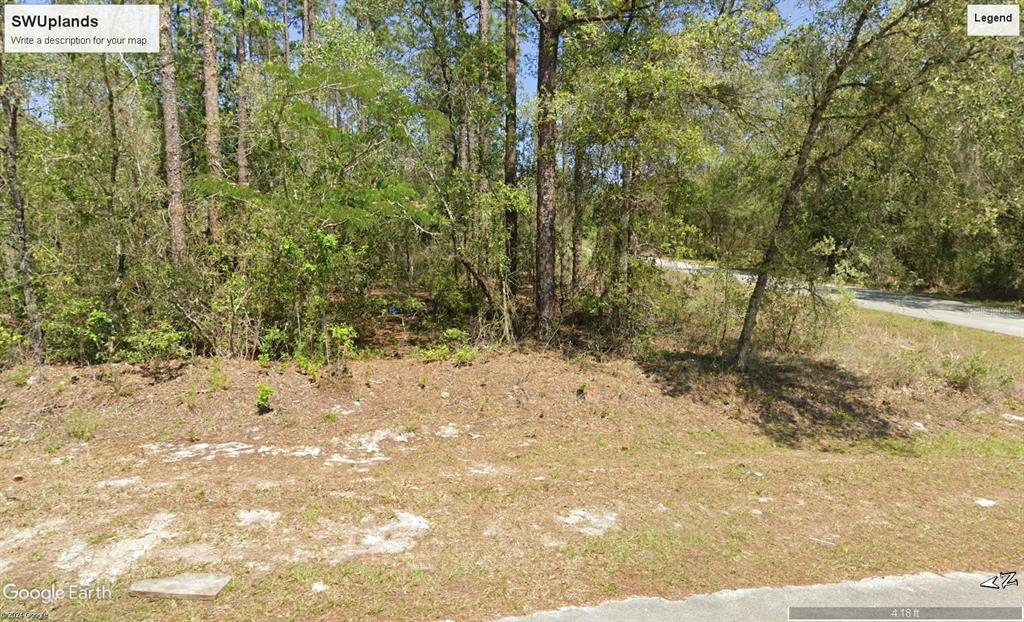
[
  {"x1": 442, "y1": 328, "x2": 470, "y2": 344},
  {"x1": 328, "y1": 323, "x2": 358, "y2": 361},
  {"x1": 430, "y1": 276, "x2": 473, "y2": 317},
  {"x1": 44, "y1": 298, "x2": 113, "y2": 363},
  {"x1": 123, "y1": 322, "x2": 189, "y2": 362},
  {"x1": 259, "y1": 327, "x2": 288, "y2": 362},
  {"x1": 940, "y1": 353, "x2": 1012, "y2": 395},
  {"x1": 452, "y1": 346, "x2": 478, "y2": 366},
  {"x1": 580, "y1": 259, "x2": 661, "y2": 355},
  {"x1": 256, "y1": 383, "x2": 274, "y2": 414},
  {"x1": 0, "y1": 325, "x2": 23, "y2": 365}
]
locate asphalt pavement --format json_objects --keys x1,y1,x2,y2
[{"x1": 656, "y1": 259, "x2": 1024, "y2": 338}]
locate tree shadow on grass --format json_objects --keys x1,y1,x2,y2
[{"x1": 640, "y1": 349, "x2": 907, "y2": 447}]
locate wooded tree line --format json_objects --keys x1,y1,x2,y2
[{"x1": 0, "y1": 0, "x2": 1020, "y2": 366}]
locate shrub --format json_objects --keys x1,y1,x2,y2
[
  {"x1": 940, "y1": 353, "x2": 1012, "y2": 395},
  {"x1": 416, "y1": 344, "x2": 450, "y2": 362},
  {"x1": 661, "y1": 270, "x2": 748, "y2": 354},
  {"x1": 0, "y1": 326, "x2": 23, "y2": 365},
  {"x1": 259, "y1": 327, "x2": 288, "y2": 362},
  {"x1": 123, "y1": 322, "x2": 189, "y2": 362},
  {"x1": 452, "y1": 346, "x2": 478, "y2": 366},
  {"x1": 659, "y1": 271, "x2": 852, "y2": 358},
  {"x1": 430, "y1": 276, "x2": 473, "y2": 317},
  {"x1": 44, "y1": 298, "x2": 113, "y2": 363},
  {"x1": 207, "y1": 359, "x2": 229, "y2": 391},
  {"x1": 757, "y1": 283, "x2": 854, "y2": 355},
  {"x1": 328, "y1": 323, "x2": 358, "y2": 362},
  {"x1": 443, "y1": 328, "x2": 470, "y2": 344},
  {"x1": 580, "y1": 259, "x2": 661, "y2": 355},
  {"x1": 66, "y1": 411, "x2": 100, "y2": 441},
  {"x1": 256, "y1": 383, "x2": 274, "y2": 414},
  {"x1": 415, "y1": 327, "x2": 478, "y2": 365}
]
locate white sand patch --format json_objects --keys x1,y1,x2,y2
[
  {"x1": 146, "y1": 442, "x2": 323, "y2": 462},
  {"x1": 323, "y1": 430, "x2": 414, "y2": 468},
  {"x1": 435, "y1": 424, "x2": 460, "y2": 438},
  {"x1": 0, "y1": 518, "x2": 66, "y2": 550},
  {"x1": 975, "y1": 498, "x2": 997, "y2": 508},
  {"x1": 469, "y1": 463, "x2": 499, "y2": 476},
  {"x1": 58, "y1": 513, "x2": 175, "y2": 585},
  {"x1": 237, "y1": 509, "x2": 281, "y2": 527},
  {"x1": 96, "y1": 476, "x2": 142, "y2": 489},
  {"x1": 0, "y1": 518, "x2": 66, "y2": 574},
  {"x1": 311, "y1": 581, "x2": 329, "y2": 593},
  {"x1": 350, "y1": 429, "x2": 413, "y2": 454},
  {"x1": 541, "y1": 534, "x2": 567, "y2": 548},
  {"x1": 257, "y1": 445, "x2": 321, "y2": 458},
  {"x1": 557, "y1": 509, "x2": 618, "y2": 536},
  {"x1": 337, "y1": 514, "x2": 430, "y2": 557},
  {"x1": 158, "y1": 442, "x2": 254, "y2": 462},
  {"x1": 325, "y1": 453, "x2": 390, "y2": 466},
  {"x1": 323, "y1": 512, "x2": 430, "y2": 562}
]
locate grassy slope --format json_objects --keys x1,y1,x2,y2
[{"x1": 0, "y1": 310, "x2": 1021, "y2": 621}]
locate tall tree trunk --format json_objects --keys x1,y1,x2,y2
[
  {"x1": 571, "y1": 143, "x2": 584, "y2": 295},
  {"x1": 534, "y1": 20, "x2": 559, "y2": 337},
  {"x1": 160, "y1": 1, "x2": 188, "y2": 266},
  {"x1": 477, "y1": 0, "x2": 490, "y2": 191},
  {"x1": 503, "y1": 0, "x2": 518, "y2": 282},
  {"x1": 201, "y1": 2, "x2": 224, "y2": 240},
  {"x1": 282, "y1": 0, "x2": 290, "y2": 65},
  {"x1": 734, "y1": 10, "x2": 870, "y2": 370},
  {"x1": 189, "y1": 1, "x2": 199, "y2": 47},
  {"x1": 236, "y1": 10, "x2": 250, "y2": 186},
  {"x1": 0, "y1": 64, "x2": 44, "y2": 362},
  {"x1": 202, "y1": 7, "x2": 223, "y2": 174},
  {"x1": 302, "y1": 0, "x2": 313, "y2": 44},
  {"x1": 101, "y1": 57, "x2": 126, "y2": 298},
  {"x1": 101, "y1": 59, "x2": 120, "y2": 216}
]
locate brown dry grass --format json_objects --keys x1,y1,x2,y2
[{"x1": 0, "y1": 309, "x2": 1022, "y2": 621}]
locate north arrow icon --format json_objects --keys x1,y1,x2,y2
[{"x1": 980, "y1": 575, "x2": 1001, "y2": 589}]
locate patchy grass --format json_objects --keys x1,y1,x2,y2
[
  {"x1": 0, "y1": 309, "x2": 1021, "y2": 620},
  {"x1": 65, "y1": 410, "x2": 101, "y2": 441}
]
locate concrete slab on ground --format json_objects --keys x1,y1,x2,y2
[{"x1": 128, "y1": 573, "x2": 232, "y2": 601}]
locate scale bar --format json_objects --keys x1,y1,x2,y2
[{"x1": 789, "y1": 606, "x2": 1024, "y2": 621}]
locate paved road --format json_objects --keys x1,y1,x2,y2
[
  {"x1": 656, "y1": 259, "x2": 1024, "y2": 338},
  {"x1": 499, "y1": 571, "x2": 1024, "y2": 622}
]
